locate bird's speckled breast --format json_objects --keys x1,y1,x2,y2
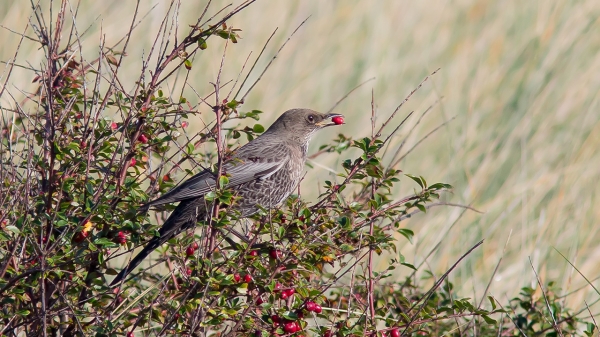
[{"x1": 233, "y1": 140, "x2": 307, "y2": 217}]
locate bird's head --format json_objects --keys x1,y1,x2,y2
[{"x1": 266, "y1": 108, "x2": 344, "y2": 144}]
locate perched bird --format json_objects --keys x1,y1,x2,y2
[{"x1": 110, "y1": 108, "x2": 344, "y2": 286}]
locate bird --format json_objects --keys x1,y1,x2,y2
[{"x1": 110, "y1": 108, "x2": 344, "y2": 286}]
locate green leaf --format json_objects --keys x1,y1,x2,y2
[
  {"x1": 405, "y1": 174, "x2": 424, "y2": 189},
  {"x1": 481, "y1": 315, "x2": 497, "y2": 324},
  {"x1": 398, "y1": 228, "x2": 414, "y2": 243},
  {"x1": 186, "y1": 142, "x2": 195, "y2": 155},
  {"x1": 205, "y1": 191, "x2": 216, "y2": 201},
  {"x1": 488, "y1": 296, "x2": 497, "y2": 310},
  {"x1": 93, "y1": 238, "x2": 118, "y2": 248},
  {"x1": 429, "y1": 182, "x2": 452, "y2": 190},
  {"x1": 401, "y1": 263, "x2": 417, "y2": 271},
  {"x1": 236, "y1": 283, "x2": 248, "y2": 294},
  {"x1": 5, "y1": 225, "x2": 20, "y2": 235},
  {"x1": 253, "y1": 124, "x2": 265, "y2": 133},
  {"x1": 198, "y1": 38, "x2": 207, "y2": 50},
  {"x1": 219, "y1": 175, "x2": 229, "y2": 187}
]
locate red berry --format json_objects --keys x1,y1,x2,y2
[
  {"x1": 331, "y1": 116, "x2": 344, "y2": 125},
  {"x1": 283, "y1": 322, "x2": 298, "y2": 333},
  {"x1": 73, "y1": 231, "x2": 88, "y2": 243},
  {"x1": 256, "y1": 297, "x2": 264, "y2": 305},
  {"x1": 186, "y1": 268, "x2": 192, "y2": 276},
  {"x1": 313, "y1": 304, "x2": 322, "y2": 314},
  {"x1": 305, "y1": 301, "x2": 317, "y2": 312},
  {"x1": 271, "y1": 315, "x2": 280, "y2": 324},
  {"x1": 323, "y1": 330, "x2": 332, "y2": 337},
  {"x1": 248, "y1": 250, "x2": 258, "y2": 257},
  {"x1": 192, "y1": 242, "x2": 199, "y2": 250},
  {"x1": 181, "y1": 121, "x2": 189, "y2": 128},
  {"x1": 284, "y1": 288, "x2": 295, "y2": 297},
  {"x1": 244, "y1": 274, "x2": 252, "y2": 283},
  {"x1": 280, "y1": 292, "x2": 288, "y2": 300},
  {"x1": 130, "y1": 157, "x2": 136, "y2": 166},
  {"x1": 269, "y1": 249, "x2": 281, "y2": 260},
  {"x1": 233, "y1": 273, "x2": 241, "y2": 282},
  {"x1": 127, "y1": 332, "x2": 134, "y2": 337},
  {"x1": 186, "y1": 246, "x2": 195, "y2": 256},
  {"x1": 273, "y1": 282, "x2": 282, "y2": 292},
  {"x1": 390, "y1": 328, "x2": 400, "y2": 337},
  {"x1": 111, "y1": 122, "x2": 118, "y2": 130},
  {"x1": 138, "y1": 134, "x2": 149, "y2": 144}
]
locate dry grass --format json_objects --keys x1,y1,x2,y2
[{"x1": 2, "y1": 0, "x2": 599, "y2": 312}]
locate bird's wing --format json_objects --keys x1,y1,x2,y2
[{"x1": 145, "y1": 155, "x2": 287, "y2": 207}]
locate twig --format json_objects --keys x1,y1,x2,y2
[{"x1": 239, "y1": 16, "x2": 311, "y2": 102}]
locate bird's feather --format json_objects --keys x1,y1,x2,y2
[{"x1": 145, "y1": 155, "x2": 288, "y2": 207}]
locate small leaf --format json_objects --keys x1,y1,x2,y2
[
  {"x1": 398, "y1": 228, "x2": 414, "y2": 243},
  {"x1": 405, "y1": 174, "x2": 424, "y2": 189},
  {"x1": 253, "y1": 124, "x2": 265, "y2": 133},
  {"x1": 198, "y1": 38, "x2": 207, "y2": 50},
  {"x1": 6, "y1": 226, "x2": 20, "y2": 235},
  {"x1": 401, "y1": 263, "x2": 417, "y2": 271},
  {"x1": 106, "y1": 54, "x2": 119, "y2": 66},
  {"x1": 488, "y1": 296, "x2": 497, "y2": 310},
  {"x1": 219, "y1": 175, "x2": 229, "y2": 187},
  {"x1": 481, "y1": 315, "x2": 497, "y2": 324},
  {"x1": 236, "y1": 283, "x2": 248, "y2": 294}
]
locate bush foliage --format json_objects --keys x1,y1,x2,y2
[{"x1": 0, "y1": 1, "x2": 596, "y2": 336}]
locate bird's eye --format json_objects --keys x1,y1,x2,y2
[{"x1": 307, "y1": 115, "x2": 315, "y2": 123}]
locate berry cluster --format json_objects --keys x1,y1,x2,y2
[
  {"x1": 115, "y1": 231, "x2": 127, "y2": 245},
  {"x1": 186, "y1": 242, "x2": 199, "y2": 257}
]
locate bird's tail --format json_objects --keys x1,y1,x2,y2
[
  {"x1": 110, "y1": 236, "x2": 163, "y2": 287},
  {"x1": 110, "y1": 199, "x2": 202, "y2": 287}
]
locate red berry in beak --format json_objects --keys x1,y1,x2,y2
[{"x1": 331, "y1": 116, "x2": 344, "y2": 125}]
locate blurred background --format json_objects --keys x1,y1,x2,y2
[{"x1": 2, "y1": 0, "x2": 599, "y2": 309}]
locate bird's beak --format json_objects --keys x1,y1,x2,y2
[{"x1": 316, "y1": 113, "x2": 345, "y2": 127}]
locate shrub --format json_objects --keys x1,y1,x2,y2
[{"x1": 0, "y1": 2, "x2": 595, "y2": 336}]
